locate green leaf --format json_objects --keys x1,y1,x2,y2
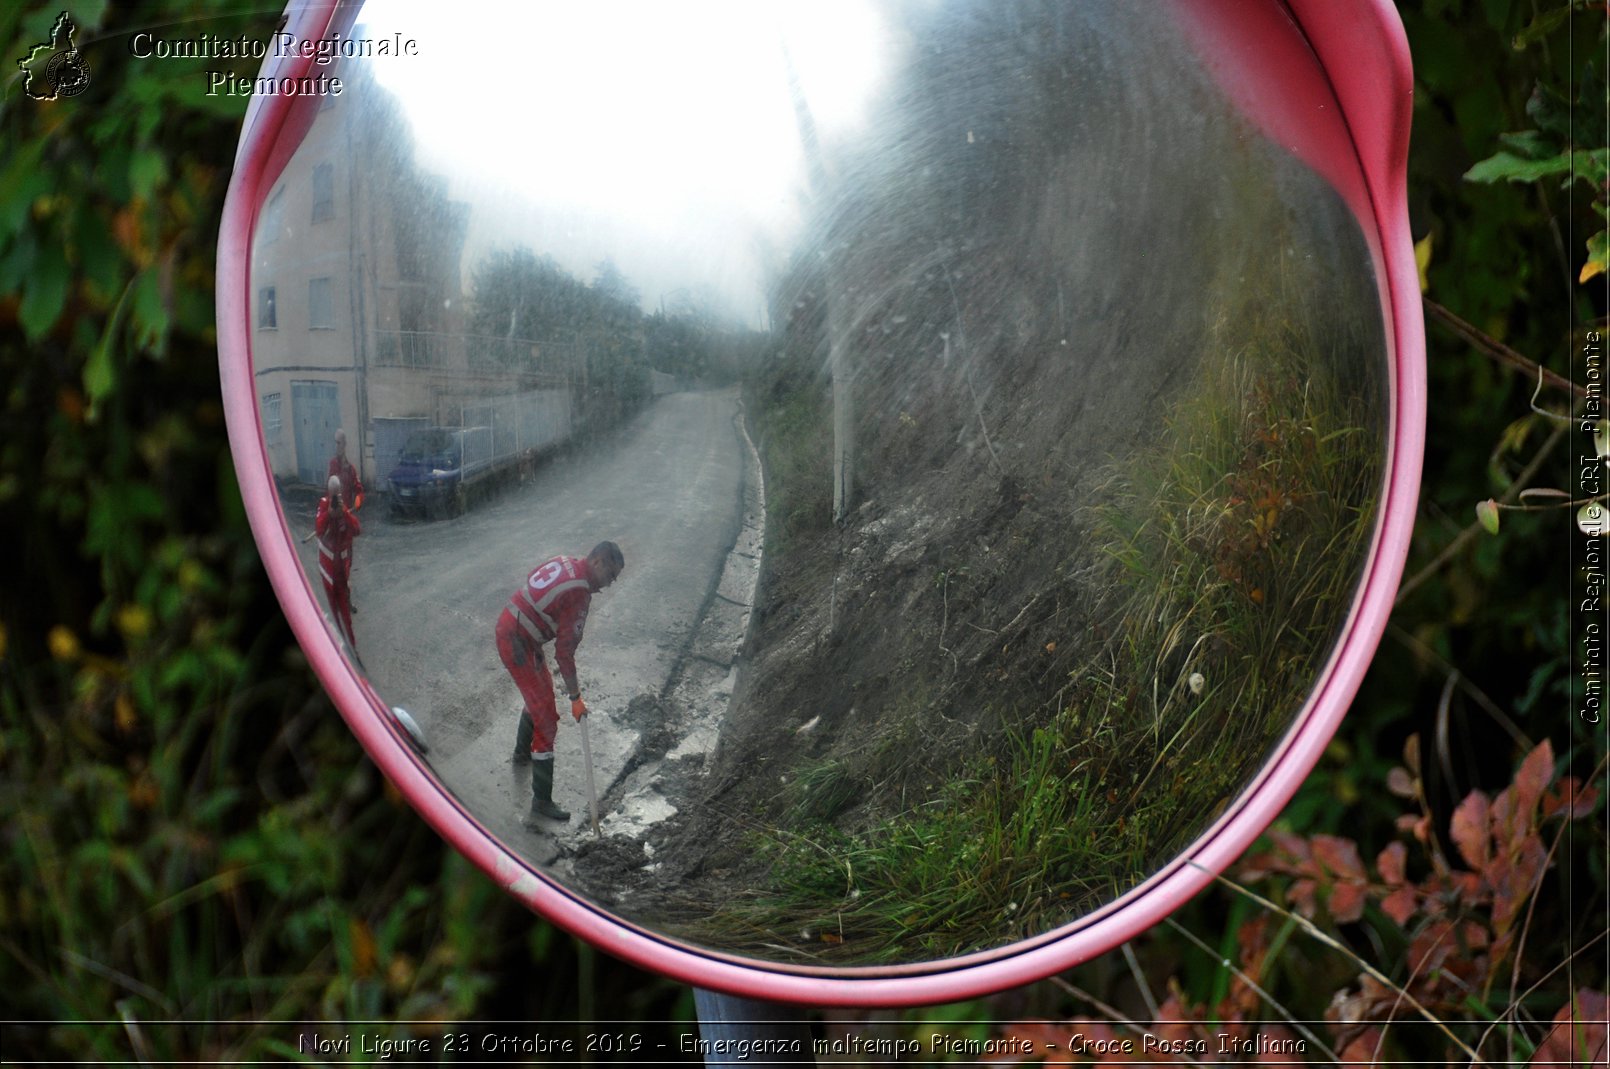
[
  {"x1": 0, "y1": 141, "x2": 48, "y2": 241},
  {"x1": 1526, "y1": 83, "x2": 1576, "y2": 140},
  {"x1": 86, "y1": 279, "x2": 135, "y2": 421},
  {"x1": 1512, "y1": 6, "x2": 1573, "y2": 50},
  {"x1": 1465, "y1": 149, "x2": 1578, "y2": 184},
  {"x1": 1582, "y1": 230, "x2": 1608, "y2": 284},
  {"x1": 1476, "y1": 499, "x2": 1501, "y2": 535},
  {"x1": 131, "y1": 266, "x2": 171, "y2": 356},
  {"x1": 18, "y1": 245, "x2": 69, "y2": 340},
  {"x1": 1497, "y1": 130, "x2": 1558, "y2": 159},
  {"x1": 129, "y1": 150, "x2": 168, "y2": 203},
  {"x1": 72, "y1": 203, "x2": 124, "y2": 300}
]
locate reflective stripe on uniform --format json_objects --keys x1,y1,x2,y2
[
  {"x1": 318, "y1": 540, "x2": 351, "y2": 563},
  {"x1": 514, "y1": 607, "x2": 545, "y2": 644},
  {"x1": 513, "y1": 574, "x2": 589, "y2": 638}
]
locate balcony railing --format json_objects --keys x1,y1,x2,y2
[{"x1": 370, "y1": 329, "x2": 579, "y2": 381}]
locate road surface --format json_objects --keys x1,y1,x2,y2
[{"x1": 291, "y1": 388, "x2": 757, "y2": 869}]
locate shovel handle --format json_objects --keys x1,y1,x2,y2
[{"x1": 580, "y1": 713, "x2": 601, "y2": 836}]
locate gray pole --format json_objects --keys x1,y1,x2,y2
[{"x1": 693, "y1": 988, "x2": 815, "y2": 1068}]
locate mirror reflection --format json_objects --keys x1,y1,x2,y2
[{"x1": 248, "y1": 0, "x2": 1387, "y2": 965}]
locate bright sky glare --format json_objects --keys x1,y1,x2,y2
[{"x1": 357, "y1": 0, "x2": 894, "y2": 322}]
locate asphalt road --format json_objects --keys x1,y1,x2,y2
[{"x1": 293, "y1": 388, "x2": 748, "y2": 865}]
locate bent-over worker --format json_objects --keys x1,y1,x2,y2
[
  {"x1": 316, "y1": 474, "x2": 361, "y2": 650},
  {"x1": 498, "y1": 540, "x2": 625, "y2": 822}
]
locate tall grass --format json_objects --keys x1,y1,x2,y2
[{"x1": 695, "y1": 295, "x2": 1384, "y2": 964}]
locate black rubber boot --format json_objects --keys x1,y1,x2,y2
[
  {"x1": 512, "y1": 714, "x2": 533, "y2": 763},
  {"x1": 529, "y1": 759, "x2": 571, "y2": 822}
]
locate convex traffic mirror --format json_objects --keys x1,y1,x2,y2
[{"x1": 219, "y1": 0, "x2": 1423, "y2": 1003}]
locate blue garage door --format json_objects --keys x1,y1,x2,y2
[{"x1": 292, "y1": 380, "x2": 340, "y2": 486}]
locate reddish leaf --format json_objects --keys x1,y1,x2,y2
[
  {"x1": 1156, "y1": 989, "x2": 1193, "y2": 1026},
  {"x1": 1543, "y1": 776, "x2": 1601, "y2": 820},
  {"x1": 1338, "y1": 1028, "x2": 1387, "y2": 1067},
  {"x1": 1529, "y1": 990, "x2": 1609, "y2": 1068},
  {"x1": 1329, "y1": 880, "x2": 1368, "y2": 923},
  {"x1": 1451, "y1": 870, "x2": 1484, "y2": 901},
  {"x1": 1313, "y1": 835, "x2": 1367, "y2": 881},
  {"x1": 1490, "y1": 834, "x2": 1548, "y2": 936},
  {"x1": 1380, "y1": 886, "x2": 1418, "y2": 926},
  {"x1": 1490, "y1": 785, "x2": 1518, "y2": 843},
  {"x1": 1376, "y1": 841, "x2": 1408, "y2": 885},
  {"x1": 1238, "y1": 852, "x2": 1282, "y2": 882},
  {"x1": 1450, "y1": 791, "x2": 1491, "y2": 870},
  {"x1": 1395, "y1": 813, "x2": 1430, "y2": 842},
  {"x1": 1288, "y1": 878, "x2": 1319, "y2": 918},
  {"x1": 1227, "y1": 915, "x2": 1272, "y2": 1016},
  {"x1": 1513, "y1": 739, "x2": 1555, "y2": 819},
  {"x1": 1386, "y1": 766, "x2": 1416, "y2": 798},
  {"x1": 1408, "y1": 921, "x2": 1458, "y2": 976},
  {"x1": 1268, "y1": 829, "x2": 1312, "y2": 863}
]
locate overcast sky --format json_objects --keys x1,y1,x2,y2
[{"x1": 356, "y1": 0, "x2": 895, "y2": 326}]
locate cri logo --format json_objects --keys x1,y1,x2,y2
[{"x1": 17, "y1": 12, "x2": 91, "y2": 101}]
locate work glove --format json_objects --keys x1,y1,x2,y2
[{"x1": 570, "y1": 697, "x2": 588, "y2": 721}]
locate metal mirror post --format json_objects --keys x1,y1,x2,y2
[{"x1": 219, "y1": 0, "x2": 1420, "y2": 1011}]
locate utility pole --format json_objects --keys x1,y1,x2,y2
[{"x1": 781, "y1": 41, "x2": 854, "y2": 524}]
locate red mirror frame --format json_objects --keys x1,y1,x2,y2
[{"x1": 217, "y1": 0, "x2": 1423, "y2": 1006}]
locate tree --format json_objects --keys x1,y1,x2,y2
[{"x1": 591, "y1": 256, "x2": 640, "y2": 311}]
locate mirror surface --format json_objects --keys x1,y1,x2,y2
[{"x1": 246, "y1": 0, "x2": 1389, "y2": 965}]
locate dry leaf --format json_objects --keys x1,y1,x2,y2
[
  {"x1": 1529, "y1": 989, "x2": 1609, "y2": 1068},
  {"x1": 1450, "y1": 791, "x2": 1491, "y2": 870},
  {"x1": 1543, "y1": 776, "x2": 1600, "y2": 820},
  {"x1": 1376, "y1": 841, "x2": 1408, "y2": 885},
  {"x1": 1511, "y1": 739, "x2": 1555, "y2": 821},
  {"x1": 1338, "y1": 1028, "x2": 1387, "y2": 1068},
  {"x1": 1385, "y1": 766, "x2": 1416, "y2": 798},
  {"x1": 1381, "y1": 886, "x2": 1418, "y2": 926},
  {"x1": 1328, "y1": 880, "x2": 1367, "y2": 923},
  {"x1": 1313, "y1": 835, "x2": 1366, "y2": 881},
  {"x1": 349, "y1": 917, "x2": 377, "y2": 978}
]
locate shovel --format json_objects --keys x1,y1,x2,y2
[{"x1": 579, "y1": 711, "x2": 601, "y2": 837}]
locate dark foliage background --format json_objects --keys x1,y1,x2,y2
[{"x1": 0, "y1": 0, "x2": 1603, "y2": 1063}]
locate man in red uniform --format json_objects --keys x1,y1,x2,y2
[
  {"x1": 499, "y1": 540, "x2": 625, "y2": 822},
  {"x1": 328, "y1": 429, "x2": 364, "y2": 512},
  {"x1": 316, "y1": 474, "x2": 361, "y2": 651}
]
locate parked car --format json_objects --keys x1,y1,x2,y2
[{"x1": 387, "y1": 426, "x2": 495, "y2": 518}]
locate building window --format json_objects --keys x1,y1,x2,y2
[
  {"x1": 308, "y1": 277, "x2": 335, "y2": 329},
  {"x1": 311, "y1": 163, "x2": 335, "y2": 222},
  {"x1": 258, "y1": 286, "x2": 277, "y2": 329},
  {"x1": 262, "y1": 392, "x2": 282, "y2": 445},
  {"x1": 261, "y1": 187, "x2": 285, "y2": 242}
]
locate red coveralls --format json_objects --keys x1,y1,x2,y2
[
  {"x1": 316, "y1": 496, "x2": 360, "y2": 648},
  {"x1": 328, "y1": 456, "x2": 364, "y2": 511},
  {"x1": 497, "y1": 555, "x2": 595, "y2": 757}
]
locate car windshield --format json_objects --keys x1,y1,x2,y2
[{"x1": 399, "y1": 430, "x2": 455, "y2": 463}]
